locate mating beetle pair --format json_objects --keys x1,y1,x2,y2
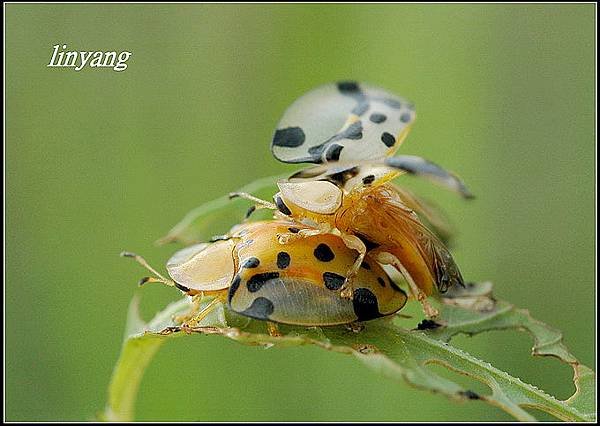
[{"x1": 125, "y1": 81, "x2": 472, "y2": 332}]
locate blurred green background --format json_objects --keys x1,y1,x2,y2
[{"x1": 6, "y1": 4, "x2": 595, "y2": 421}]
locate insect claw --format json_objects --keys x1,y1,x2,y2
[
  {"x1": 345, "y1": 323, "x2": 364, "y2": 333},
  {"x1": 180, "y1": 323, "x2": 195, "y2": 335},
  {"x1": 267, "y1": 322, "x2": 282, "y2": 337}
]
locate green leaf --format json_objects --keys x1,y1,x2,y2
[
  {"x1": 101, "y1": 281, "x2": 595, "y2": 421},
  {"x1": 100, "y1": 296, "x2": 227, "y2": 422}
]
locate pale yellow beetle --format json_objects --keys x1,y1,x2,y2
[{"x1": 123, "y1": 220, "x2": 408, "y2": 331}]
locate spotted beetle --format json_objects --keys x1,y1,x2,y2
[
  {"x1": 123, "y1": 220, "x2": 407, "y2": 332},
  {"x1": 232, "y1": 81, "x2": 473, "y2": 318},
  {"x1": 270, "y1": 80, "x2": 472, "y2": 198}
]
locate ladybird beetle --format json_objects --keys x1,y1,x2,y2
[
  {"x1": 271, "y1": 81, "x2": 416, "y2": 165},
  {"x1": 123, "y1": 220, "x2": 408, "y2": 331},
  {"x1": 231, "y1": 81, "x2": 473, "y2": 318},
  {"x1": 270, "y1": 80, "x2": 473, "y2": 198}
]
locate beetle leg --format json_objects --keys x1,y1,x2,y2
[
  {"x1": 277, "y1": 222, "x2": 332, "y2": 244},
  {"x1": 229, "y1": 192, "x2": 279, "y2": 223},
  {"x1": 277, "y1": 227, "x2": 322, "y2": 244},
  {"x1": 174, "y1": 294, "x2": 203, "y2": 325},
  {"x1": 339, "y1": 234, "x2": 367, "y2": 300},
  {"x1": 267, "y1": 321, "x2": 282, "y2": 337},
  {"x1": 374, "y1": 251, "x2": 439, "y2": 318},
  {"x1": 180, "y1": 293, "x2": 227, "y2": 328},
  {"x1": 344, "y1": 322, "x2": 364, "y2": 333},
  {"x1": 120, "y1": 251, "x2": 176, "y2": 288}
]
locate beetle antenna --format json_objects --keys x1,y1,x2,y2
[
  {"x1": 120, "y1": 251, "x2": 175, "y2": 287},
  {"x1": 229, "y1": 192, "x2": 277, "y2": 210}
]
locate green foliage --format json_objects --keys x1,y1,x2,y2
[
  {"x1": 102, "y1": 284, "x2": 595, "y2": 422},
  {"x1": 103, "y1": 179, "x2": 595, "y2": 422}
]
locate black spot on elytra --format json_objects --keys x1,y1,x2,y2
[
  {"x1": 325, "y1": 144, "x2": 344, "y2": 161},
  {"x1": 383, "y1": 98, "x2": 402, "y2": 109},
  {"x1": 323, "y1": 272, "x2": 345, "y2": 290},
  {"x1": 274, "y1": 195, "x2": 291, "y2": 215},
  {"x1": 417, "y1": 319, "x2": 442, "y2": 330},
  {"x1": 362, "y1": 175, "x2": 375, "y2": 185},
  {"x1": 340, "y1": 121, "x2": 363, "y2": 140},
  {"x1": 242, "y1": 257, "x2": 260, "y2": 268},
  {"x1": 306, "y1": 121, "x2": 362, "y2": 163},
  {"x1": 240, "y1": 297, "x2": 275, "y2": 320},
  {"x1": 381, "y1": 132, "x2": 396, "y2": 147},
  {"x1": 288, "y1": 227, "x2": 300, "y2": 234},
  {"x1": 337, "y1": 81, "x2": 360, "y2": 93},
  {"x1": 400, "y1": 112, "x2": 412, "y2": 123},
  {"x1": 314, "y1": 243, "x2": 335, "y2": 262},
  {"x1": 228, "y1": 274, "x2": 242, "y2": 303},
  {"x1": 458, "y1": 390, "x2": 480, "y2": 400},
  {"x1": 361, "y1": 261, "x2": 371, "y2": 270},
  {"x1": 353, "y1": 288, "x2": 383, "y2": 321},
  {"x1": 272, "y1": 127, "x2": 306, "y2": 147},
  {"x1": 276, "y1": 252, "x2": 291, "y2": 269},
  {"x1": 174, "y1": 282, "x2": 191, "y2": 293},
  {"x1": 377, "y1": 277, "x2": 386, "y2": 287},
  {"x1": 247, "y1": 272, "x2": 280, "y2": 292},
  {"x1": 369, "y1": 113, "x2": 387, "y2": 123}
]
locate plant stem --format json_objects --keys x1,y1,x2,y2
[{"x1": 102, "y1": 336, "x2": 165, "y2": 422}]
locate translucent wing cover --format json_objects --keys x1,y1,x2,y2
[{"x1": 166, "y1": 240, "x2": 236, "y2": 292}]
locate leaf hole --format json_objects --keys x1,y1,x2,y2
[
  {"x1": 449, "y1": 330, "x2": 575, "y2": 400},
  {"x1": 424, "y1": 361, "x2": 492, "y2": 398}
]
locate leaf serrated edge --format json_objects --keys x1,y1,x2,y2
[
  {"x1": 136, "y1": 323, "x2": 592, "y2": 422},
  {"x1": 434, "y1": 295, "x2": 594, "y2": 420}
]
